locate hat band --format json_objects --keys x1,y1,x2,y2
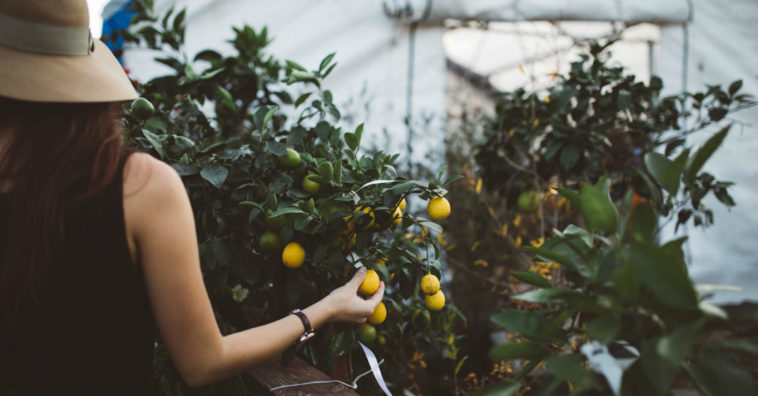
[{"x1": 0, "y1": 12, "x2": 93, "y2": 56}]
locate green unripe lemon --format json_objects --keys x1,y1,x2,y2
[
  {"x1": 258, "y1": 231, "x2": 281, "y2": 252},
  {"x1": 278, "y1": 148, "x2": 301, "y2": 169},
  {"x1": 517, "y1": 190, "x2": 540, "y2": 213},
  {"x1": 131, "y1": 97, "x2": 155, "y2": 119},
  {"x1": 356, "y1": 323, "x2": 377, "y2": 344},
  {"x1": 302, "y1": 175, "x2": 320, "y2": 195}
]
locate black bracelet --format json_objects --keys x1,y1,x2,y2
[{"x1": 291, "y1": 309, "x2": 315, "y2": 344}]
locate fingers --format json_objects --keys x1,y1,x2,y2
[
  {"x1": 365, "y1": 282, "x2": 385, "y2": 307},
  {"x1": 348, "y1": 266, "x2": 367, "y2": 289}
]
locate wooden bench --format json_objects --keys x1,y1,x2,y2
[{"x1": 246, "y1": 357, "x2": 359, "y2": 395}]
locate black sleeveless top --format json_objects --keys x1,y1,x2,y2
[{"x1": 0, "y1": 152, "x2": 156, "y2": 395}]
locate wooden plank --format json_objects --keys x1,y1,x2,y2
[{"x1": 246, "y1": 356, "x2": 359, "y2": 396}]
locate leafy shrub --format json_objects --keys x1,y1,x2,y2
[
  {"x1": 112, "y1": 2, "x2": 464, "y2": 394},
  {"x1": 480, "y1": 152, "x2": 758, "y2": 395},
  {"x1": 443, "y1": 40, "x2": 755, "y2": 391}
]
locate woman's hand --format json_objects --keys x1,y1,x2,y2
[{"x1": 322, "y1": 267, "x2": 385, "y2": 323}]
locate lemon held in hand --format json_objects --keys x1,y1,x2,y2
[
  {"x1": 420, "y1": 274, "x2": 440, "y2": 295},
  {"x1": 425, "y1": 290, "x2": 445, "y2": 311},
  {"x1": 427, "y1": 197, "x2": 450, "y2": 220},
  {"x1": 368, "y1": 302, "x2": 386, "y2": 325},
  {"x1": 282, "y1": 242, "x2": 305, "y2": 268},
  {"x1": 358, "y1": 269, "x2": 380, "y2": 296}
]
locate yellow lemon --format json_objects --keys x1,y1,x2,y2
[
  {"x1": 427, "y1": 197, "x2": 451, "y2": 220},
  {"x1": 358, "y1": 269, "x2": 380, "y2": 296},
  {"x1": 377, "y1": 258, "x2": 395, "y2": 281},
  {"x1": 420, "y1": 274, "x2": 440, "y2": 295},
  {"x1": 392, "y1": 207, "x2": 403, "y2": 227},
  {"x1": 356, "y1": 206, "x2": 375, "y2": 228},
  {"x1": 344, "y1": 233, "x2": 356, "y2": 250},
  {"x1": 282, "y1": 242, "x2": 305, "y2": 268},
  {"x1": 425, "y1": 290, "x2": 445, "y2": 311},
  {"x1": 398, "y1": 198, "x2": 407, "y2": 211},
  {"x1": 368, "y1": 302, "x2": 387, "y2": 325}
]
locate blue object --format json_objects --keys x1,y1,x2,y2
[{"x1": 101, "y1": 0, "x2": 135, "y2": 63}]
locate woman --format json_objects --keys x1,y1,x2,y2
[{"x1": 0, "y1": 1, "x2": 384, "y2": 394}]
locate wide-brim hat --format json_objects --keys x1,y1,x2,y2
[{"x1": 0, "y1": 0, "x2": 137, "y2": 102}]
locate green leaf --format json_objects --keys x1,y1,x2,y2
[
  {"x1": 418, "y1": 220, "x2": 443, "y2": 234},
  {"x1": 512, "y1": 288, "x2": 577, "y2": 303},
  {"x1": 489, "y1": 342, "x2": 548, "y2": 361},
  {"x1": 644, "y1": 152, "x2": 684, "y2": 195},
  {"x1": 200, "y1": 165, "x2": 228, "y2": 189},
  {"x1": 266, "y1": 141, "x2": 287, "y2": 156},
  {"x1": 259, "y1": 105, "x2": 278, "y2": 133},
  {"x1": 544, "y1": 354, "x2": 594, "y2": 386},
  {"x1": 294, "y1": 215, "x2": 313, "y2": 230},
  {"x1": 612, "y1": 264, "x2": 639, "y2": 301},
  {"x1": 578, "y1": 181, "x2": 618, "y2": 234},
  {"x1": 491, "y1": 309, "x2": 553, "y2": 340},
  {"x1": 334, "y1": 160, "x2": 343, "y2": 186},
  {"x1": 510, "y1": 271, "x2": 551, "y2": 288},
  {"x1": 318, "y1": 161, "x2": 334, "y2": 183},
  {"x1": 172, "y1": 135, "x2": 196, "y2": 151},
  {"x1": 213, "y1": 84, "x2": 235, "y2": 111},
  {"x1": 391, "y1": 180, "x2": 416, "y2": 196},
  {"x1": 712, "y1": 340, "x2": 758, "y2": 357},
  {"x1": 171, "y1": 162, "x2": 197, "y2": 176},
  {"x1": 628, "y1": 202, "x2": 657, "y2": 242},
  {"x1": 585, "y1": 315, "x2": 621, "y2": 344},
  {"x1": 442, "y1": 174, "x2": 464, "y2": 187},
  {"x1": 523, "y1": 244, "x2": 591, "y2": 279},
  {"x1": 342, "y1": 133, "x2": 359, "y2": 152},
  {"x1": 294, "y1": 92, "x2": 312, "y2": 107},
  {"x1": 557, "y1": 179, "x2": 617, "y2": 234},
  {"x1": 467, "y1": 382, "x2": 521, "y2": 396},
  {"x1": 729, "y1": 79, "x2": 743, "y2": 95},
  {"x1": 625, "y1": 241, "x2": 698, "y2": 310},
  {"x1": 285, "y1": 60, "x2": 307, "y2": 72},
  {"x1": 142, "y1": 129, "x2": 165, "y2": 158},
  {"x1": 319, "y1": 52, "x2": 336, "y2": 72},
  {"x1": 686, "y1": 345, "x2": 757, "y2": 396},
  {"x1": 684, "y1": 125, "x2": 730, "y2": 184},
  {"x1": 268, "y1": 207, "x2": 307, "y2": 218},
  {"x1": 559, "y1": 145, "x2": 580, "y2": 170}
]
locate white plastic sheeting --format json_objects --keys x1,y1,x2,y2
[
  {"x1": 657, "y1": 0, "x2": 758, "y2": 304},
  {"x1": 386, "y1": 0, "x2": 690, "y2": 24}
]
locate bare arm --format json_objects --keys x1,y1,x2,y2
[{"x1": 123, "y1": 153, "x2": 384, "y2": 387}]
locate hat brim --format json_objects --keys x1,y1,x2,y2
[{"x1": 0, "y1": 39, "x2": 138, "y2": 103}]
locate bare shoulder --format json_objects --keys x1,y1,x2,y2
[
  {"x1": 123, "y1": 152, "x2": 185, "y2": 201},
  {"x1": 123, "y1": 152, "x2": 190, "y2": 232}
]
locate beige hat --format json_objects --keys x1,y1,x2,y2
[{"x1": 0, "y1": 0, "x2": 138, "y2": 102}]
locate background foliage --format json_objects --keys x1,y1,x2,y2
[{"x1": 442, "y1": 40, "x2": 757, "y2": 393}]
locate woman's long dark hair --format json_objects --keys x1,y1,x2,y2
[{"x1": 0, "y1": 97, "x2": 125, "y2": 328}]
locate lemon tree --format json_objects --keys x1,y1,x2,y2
[{"x1": 116, "y1": 2, "x2": 465, "y2": 394}]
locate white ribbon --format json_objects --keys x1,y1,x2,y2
[{"x1": 358, "y1": 341, "x2": 393, "y2": 396}]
